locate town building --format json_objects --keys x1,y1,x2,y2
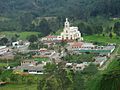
[
  {"x1": 69, "y1": 42, "x2": 83, "y2": 49},
  {"x1": 0, "y1": 46, "x2": 8, "y2": 55},
  {"x1": 67, "y1": 42, "x2": 115, "y2": 55},
  {"x1": 65, "y1": 63, "x2": 73, "y2": 69},
  {"x1": 94, "y1": 56, "x2": 107, "y2": 67},
  {"x1": 41, "y1": 35, "x2": 62, "y2": 42},
  {"x1": 12, "y1": 40, "x2": 30, "y2": 48},
  {"x1": 0, "y1": 46, "x2": 14, "y2": 59},
  {"x1": 14, "y1": 60, "x2": 46, "y2": 74},
  {"x1": 75, "y1": 63, "x2": 88, "y2": 71},
  {"x1": 67, "y1": 42, "x2": 95, "y2": 50},
  {"x1": 29, "y1": 48, "x2": 56, "y2": 58},
  {"x1": 65, "y1": 62, "x2": 90, "y2": 71}
]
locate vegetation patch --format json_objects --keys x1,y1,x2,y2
[
  {"x1": 0, "y1": 84, "x2": 37, "y2": 90},
  {"x1": 0, "y1": 31, "x2": 40, "y2": 40},
  {"x1": 84, "y1": 35, "x2": 120, "y2": 44},
  {"x1": 33, "y1": 57, "x2": 49, "y2": 62}
]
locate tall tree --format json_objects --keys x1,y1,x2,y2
[
  {"x1": 114, "y1": 22, "x2": 120, "y2": 36},
  {"x1": 27, "y1": 35, "x2": 38, "y2": 43},
  {"x1": 0, "y1": 37, "x2": 8, "y2": 45}
]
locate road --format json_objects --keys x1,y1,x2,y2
[
  {"x1": 100, "y1": 45, "x2": 120, "y2": 70},
  {"x1": 50, "y1": 52, "x2": 61, "y2": 60}
]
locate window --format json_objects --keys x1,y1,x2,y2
[{"x1": 37, "y1": 71, "x2": 42, "y2": 73}]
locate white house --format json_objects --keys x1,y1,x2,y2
[
  {"x1": 75, "y1": 64, "x2": 86, "y2": 71},
  {"x1": 12, "y1": 41, "x2": 19, "y2": 47},
  {"x1": 65, "y1": 63, "x2": 73, "y2": 68}
]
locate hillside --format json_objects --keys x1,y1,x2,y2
[
  {"x1": 1, "y1": 0, "x2": 120, "y2": 18},
  {"x1": 0, "y1": 0, "x2": 120, "y2": 36}
]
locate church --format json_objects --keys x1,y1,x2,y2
[
  {"x1": 61, "y1": 18, "x2": 83, "y2": 41},
  {"x1": 41, "y1": 18, "x2": 83, "y2": 43}
]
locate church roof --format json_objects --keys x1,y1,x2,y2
[{"x1": 46, "y1": 35, "x2": 57, "y2": 38}]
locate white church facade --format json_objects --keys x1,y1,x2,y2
[
  {"x1": 61, "y1": 18, "x2": 83, "y2": 41},
  {"x1": 41, "y1": 18, "x2": 83, "y2": 42}
]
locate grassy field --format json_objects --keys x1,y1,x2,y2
[
  {"x1": 0, "y1": 63, "x2": 7, "y2": 67},
  {"x1": 0, "y1": 84, "x2": 37, "y2": 90},
  {"x1": 33, "y1": 57, "x2": 49, "y2": 62},
  {"x1": 84, "y1": 35, "x2": 120, "y2": 44},
  {"x1": 0, "y1": 31, "x2": 40, "y2": 40},
  {"x1": 118, "y1": 47, "x2": 120, "y2": 54},
  {"x1": 0, "y1": 17, "x2": 10, "y2": 22}
]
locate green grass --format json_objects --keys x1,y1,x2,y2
[
  {"x1": 0, "y1": 31, "x2": 40, "y2": 40},
  {"x1": 118, "y1": 47, "x2": 120, "y2": 54},
  {"x1": 0, "y1": 63, "x2": 7, "y2": 67},
  {"x1": 105, "y1": 60, "x2": 120, "y2": 72},
  {"x1": 34, "y1": 57, "x2": 49, "y2": 62},
  {"x1": 0, "y1": 60, "x2": 20, "y2": 68},
  {"x1": 0, "y1": 17, "x2": 10, "y2": 22},
  {"x1": 84, "y1": 35, "x2": 120, "y2": 44},
  {"x1": 53, "y1": 28, "x2": 63, "y2": 35},
  {"x1": 0, "y1": 84, "x2": 37, "y2": 90}
]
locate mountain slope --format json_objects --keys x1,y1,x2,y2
[{"x1": 0, "y1": 0, "x2": 120, "y2": 18}]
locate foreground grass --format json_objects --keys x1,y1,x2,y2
[
  {"x1": 0, "y1": 84, "x2": 37, "y2": 90},
  {"x1": 0, "y1": 31, "x2": 40, "y2": 40}
]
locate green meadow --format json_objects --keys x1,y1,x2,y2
[
  {"x1": 84, "y1": 35, "x2": 120, "y2": 44},
  {"x1": 0, "y1": 63, "x2": 7, "y2": 67},
  {"x1": 34, "y1": 57, "x2": 49, "y2": 62},
  {"x1": 0, "y1": 31, "x2": 40, "y2": 40}
]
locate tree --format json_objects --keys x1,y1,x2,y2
[
  {"x1": 0, "y1": 37, "x2": 8, "y2": 45},
  {"x1": 109, "y1": 32, "x2": 113, "y2": 38},
  {"x1": 82, "y1": 64, "x2": 98, "y2": 75},
  {"x1": 38, "y1": 63, "x2": 74, "y2": 90},
  {"x1": 11, "y1": 36, "x2": 17, "y2": 42},
  {"x1": 73, "y1": 72, "x2": 85, "y2": 90},
  {"x1": 29, "y1": 43, "x2": 39, "y2": 50},
  {"x1": 36, "y1": 19, "x2": 52, "y2": 36},
  {"x1": 44, "y1": 63, "x2": 57, "y2": 75},
  {"x1": 27, "y1": 35, "x2": 38, "y2": 43},
  {"x1": 114, "y1": 22, "x2": 120, "y2": 36}
]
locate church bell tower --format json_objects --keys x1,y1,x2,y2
[{"x1": 64, "y1": 18, "x2": 70, "y2": 28}]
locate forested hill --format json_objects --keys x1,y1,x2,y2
[
  {"x1": 0, "y1": 0, "x2": 120, "y2": 36},
  {"x1": 1, "y1": 0, "x2": 120, "y2": 18}
]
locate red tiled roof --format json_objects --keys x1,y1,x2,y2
[
  {"x1": 46, "y1": 35, "x2": 57, "y2": 38},
  {"x1": 72, "y1": 42, "x2": 83, "y2": 47}
]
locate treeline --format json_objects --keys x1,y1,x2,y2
[
  {"x1": 0, "y1": 16, "x2": 65, "y2": 36},
  {"x1": 1, "y1": 0, "x2": 120, "y2": 18},
  {"x1": 0, "y1": 0, "x2": 120, "y2": 36}
]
